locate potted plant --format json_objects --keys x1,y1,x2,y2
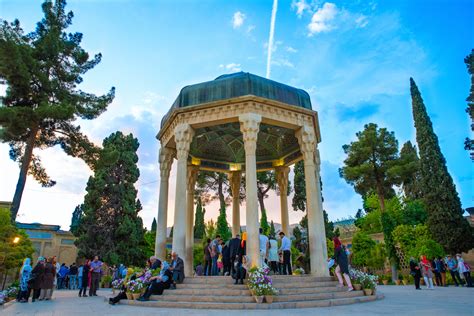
[
  {"x1": 361, "y1": 276, "x2": 376, "y2": 296},
  {"x1": 396, "y1": 274, "x2": 403, "y2": 285},
  {"x1": 382, "y1": 275, "x2": 389, "y2": 286},
  {"x1": 247, "y1": 266, "x2": 277, "y2": 303},
  {"x1": 101, "y1": 275, "x2": 112, "y2": 288},
  {"x1": 402, "y1": 275, "x2": 409, "y2": 285},
  {"x1": 126, "y1": 280, "x2": 144, "y2": 300},
  {"x1": 293, "y1": 267, "x2": 305, "y2": 275},
  {"x1": 111, "y1": 279, "x2": 123, "y2": 295}
]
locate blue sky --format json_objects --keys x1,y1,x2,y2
[{"x1": 0, "y1": 0, "x2": 473, "y2": 230}]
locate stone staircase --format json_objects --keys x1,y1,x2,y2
[{"x1": 120, "y1": 275, "x2": 382, "y2": 309}]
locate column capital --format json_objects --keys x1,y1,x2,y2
[
  {"x1": 275, "y1": 166, "x2": 290, "y2": 191},
  {"x1": 187, "y1": 165, "x2": 199, "y2": 192},
  {"x1": 239, "y1": 113, "x2": 261, "y2": 153},
  {"x1": 296, "y1": 125, "x2": 317, "y2": 165},
  {"x1": 174, "y1": 124, "x2": 194, "y2": 161},
  {"x1": 159, "y1": 147, "x2": 175, "y2": 179}
]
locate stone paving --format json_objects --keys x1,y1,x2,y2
[{"x1": 2, "y1": 285, "x2": 473, "y2": 316}]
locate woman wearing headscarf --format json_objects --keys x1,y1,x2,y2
[
  {"x1": 333, "y1": 237, "x2": 354, "y2": 291},
  {"x1": 420, "y1": 255, "x2": 434, "y2": 290},
  {"x1": 79, "y1": 259, "x2": 90, "y2": 297},
  {"x1": 30, "y1": 257, "x2": 45, "y2": 302},
  {"x1": 39, "y1": 257, "x2": 56, "y2": 300},
  {"x1": 17, "y1": 258, "x2": 32, "y2": 302},
  {"x1": 137, "y1": 261, "x2": 173, "y2": 301}
]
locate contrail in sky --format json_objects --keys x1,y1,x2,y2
[{"x1": 266, "y1": 0, "x2": 278, "y2": 79}]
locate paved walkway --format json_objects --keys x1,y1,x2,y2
[{"x1": 2, "y1": 285, "x2": 473, "y2": 316}]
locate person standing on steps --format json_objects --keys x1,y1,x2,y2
[
  {"x1": 259, "y1": 228, "x2": 269, "y2": 266},
  {"x1": 268, "y1": 235, "x2": 279, "y2": 275},
  {"x1": 229, "y1": 234, "x2": 241, "y2": 278},
  {"x1": 333, "y1": 237, "x2": 354, "y2": 292},
  {"x1": 89, "y1": 256, "x2": 103, "y2": 296},
  {"x1": 278, "y1": 231, "x2": 292, "y2": 275},
  {"x1": 204, "y1": 238, "x2": 212, "y2": 276}
]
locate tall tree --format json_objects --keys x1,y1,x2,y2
[
  {"x1": 69, "y1": 204, "x2": 83, "y2": 234},
  {"x1": 256, "y1": 171, "x2": 276, "y2": 214},
  {"x1": 74, "y1": 132, "x2": 144, "y2": 266},
  {"x1": 292, "y1": 161, "x2": 306, "y2": 212},
  {"x1": 216, "y1": 206, "x2": 231, "y2": 242},
  {"x1": 260, "y1": 207, "x2": 270, "y2": 236},
  {"x1": 269, "y1": 220, "x2": 276, "y2": 238},
  {"x1": 399, "y1": 141, "x2": 423, "y2": 199},
  {"x1": 339, "y1": 123, "x2": 402, "y2": 211},
  {"x1": 410, "y1": 78, "x2": 474, "y2": 253},
  {"x1": 151, "y1": 218, "x2": 157, "y2": 232},
  {"x1": 194, "y1": 198, "x2": 206, "y2": 239},
  {"x1": 464, "y1": 49, "x2": 474, "y2": 160},
  {"x1": 0, "y1": 0, "x2": 115, "y2": 220}
]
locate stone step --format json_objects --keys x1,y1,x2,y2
[
  {"x1": 153, "y1": 290, "x2": 362, "y2": 303},
  {"x1": 183, "y1": 276, "x2": 335, "y2": 284},
  {"x1": 278, "y1": 286, "x2": 347, "y2": 295},
  {"x1": 121, "y1": 294, "x2": 382, "y2": 309},
  {"x1": 180, "y1": 280, "x2": 338, "y2": 289},
  {"x1": 275, "y1": 290, "x2": 364, "y2": 302},
  {"x1": 162, "y1": 288, "x2": 251, "y2": 296},
  {"x1": 272, "y1": 281, "x2": 339, "y2": 288}
]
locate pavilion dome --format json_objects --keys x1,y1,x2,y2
[{"x1": 161, "y1": 72, "x2": 312, "y2": 127}]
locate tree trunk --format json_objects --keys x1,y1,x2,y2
[
  {"x1": 10, "y1": 126, "x2": 39, "y2": 221},
  {"x1": 377, "y1": 183, "x2": 398, "y2": 281},
  {"x1": 257, "y1": 192, "x2": 265, "y2": 214},
  {"x1": 217, "y1": 175, "x2": 225, "y2": 210}
]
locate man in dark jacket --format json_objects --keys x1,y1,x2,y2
[
  {"x1": 169, "y1": 252, "x2": 184, "y2": 289},
  {"x1": 228, "y1": 234, "x2": 241, "y2": 278},
  {"x1": 204, "y1": 238, "x2": 212, "y2": 276}
]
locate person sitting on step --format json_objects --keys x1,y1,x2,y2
[
  {"x1": 137, "y1": 262, "x2": 173, "y2": 301},
  {"x1": 169, "y1": 251, "x2": 185, "y2": 289}
]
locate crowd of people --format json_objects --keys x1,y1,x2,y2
[
  {"x1": 196, "y1": 229, "x2": 293, "y2": 284},
  {"x1": 410, "y1": 254, "x2": 472, "y2": 289},
  {"x1": 16, "y1": 255, "x2": 104, "y2": 303}
]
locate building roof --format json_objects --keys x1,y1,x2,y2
[
  {"x1": 161, "y1": 72, "x2": 312, "y2": 127},
  {"x1": 333, "y1": 218, "x2": 356, "y2": 227},
  {"x1": 16, "y1": 222, "x2": 70, "y2": 234}
]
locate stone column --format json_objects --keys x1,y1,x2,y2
[
  {"x1": 172, "y1": 124, "x2": 194, "y2": 264},
  {"x1": 239, "y1": 113, "x2": 261, "y2": 268},
  {"x1": 296, "y1": 125, "x2": 329, "y2": 277},
  {"x1": 229, "y1": 171, "x2": 242, "y2": 237},
  {"x1": 185, "y1": 165, "x2": 199, "y2": 277},
  {"x1": 155, "y1": 147, "x2": 175, "y2": 259},
  {"x1": 275, "y1": 166, "x2": 290, "y2": 236}
]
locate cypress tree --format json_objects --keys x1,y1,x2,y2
[
  {"x1": 0, "y1": 0, "x2": 115, "y2": 220},
  {"x1": 410, "y1": 78, "x2": 474, "y2": 253},
  {"x1": 216, "y1": 206, "x2": 231, "y2": 241},
  {"x1": 151, "y1": 218, "x2": 157, "y2": 232},
  {"x1": 292, "y1": 161, "x2": 306, "y2": 212},
  {"x1": 70, "y1": 204, "x2": 83, "y2": 235},
  {"x1": 75, "y1": 132, "x2": 145, "y2": 266},
  {"x1": 269, "y1": 220, "x2": 276, "y2": 238},
  {"x1": 399, "y1": 141, "x2": 423, "y2": 200},
  {"x1": 194, "y1": 198, "x2": 206, "y2": 239},
  {"x1": 260, "y1": 207, "x2": 270, "y2": 236}
]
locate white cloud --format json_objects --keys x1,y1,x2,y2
[
  {"x1": 232, "y1": 11, "x2": 245, "y2": 29},
  {"x1": 355, "y1": 15, "x2": 368, "y2": 28},
  {"x1": 219, "y1": 63, "x2": 242, "y2": 72},
  {"x1": 286, "y1": 46, "x2": 298, "y2": 53},
  {"x1": 272, "y1": 58, "x2": 295, "y2": 68},
  {"x1": 308, "y1": 2, "x2": 338, "y2": 36},
  {"x1": 292, "y1": 0, "x2": 311, "y2": 18}
]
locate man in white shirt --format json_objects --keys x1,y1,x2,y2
[
  {"x1": 278, "y1": 231, "x2": 292, "y2": 275},
  {"x1": 259, "y1": 228, "x2": 269, "y2": 266}
]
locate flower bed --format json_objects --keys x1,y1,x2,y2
[
  {"x1": 349, "y1": 267, "x2": 378, "y2": 294},
  {"x1": 0, "y1": 285, "x2": 19, "y2": 305}
]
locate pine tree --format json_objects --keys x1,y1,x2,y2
[
  {"x1": 399, "y1": 141, "x2": 423, "y2": 200},
  {"x1": 75, "y1": 132, "x2": 145, "y2": 266},
  {"x1": 260, "y1": 207, "x2": 270, "y2": 236},
  {"x1": 216, "y1": 206, "x2": 231, "y2": 241},
  {"x1": 464, "y1": 49, "x2": 474, "y2": 160},
  {"x1": 323, "y1": 210, "x2": 335, "y2": 239},
  {"x1": 410, "y1": 78, "x2": 474, "y2": 253},
  {"x1": 269, "y1": 220, "x2": 276, "y2": 238},
  {"x1": 194, "y1": 198, "x2": 206, "y2": 239},
  {"x1": 70, "y1": 204, "x2": 83, "y2": 235},
  {"x1": 0, "y1": 0, "x2": 115, "y2": 220},
  {"x1": 151, "y1": 218, "x2": 157, "y2": 232}
]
